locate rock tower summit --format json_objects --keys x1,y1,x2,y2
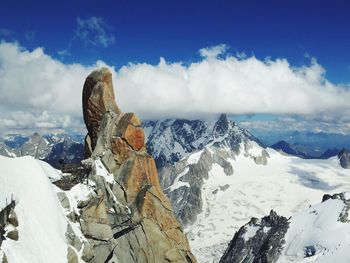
[{"x1": 81, "y1": 67, "x2": 197, "y2": 262}]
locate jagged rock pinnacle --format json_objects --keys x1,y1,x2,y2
[
  {"x1": 82, "y1": 67, "x2": 121, "y2": 157},
  {"x1": 81, "y1": 68, "x2": 197, "y2": 263}
]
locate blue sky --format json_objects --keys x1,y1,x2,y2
[
  {"x1": 0, "y1": 0, "x2": 350, "y2": 136},
  {"x1": 1, "y1": 0, "x2": 350, "y2": 83}
]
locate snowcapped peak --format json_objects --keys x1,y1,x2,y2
[
  {"x1": 213, "y1": 113, "x2": 230, "y2": 137},
  {"x1": 145, "y1": 114, "x2": 261, "y2": 168}
]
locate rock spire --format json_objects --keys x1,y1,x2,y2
[{"x1": 81, "y1": 68, "x2": 197, "y2": 262}]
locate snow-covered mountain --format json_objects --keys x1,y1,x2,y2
[
  {"x1": 0, "y1": 133, "x2": 84, "y2": 167},
  {"x1": 142, "y1": 115, "x2": 350, "y2": 262},
  {"x1": 220, "y1": 192, "x2": 350, "y2": 263},
  {"x1": 145, "y1": 114, "x2": 263, "y2": 168},
  {"x1": 160, "y1": 143, "x2": 349, "y2": 262}
]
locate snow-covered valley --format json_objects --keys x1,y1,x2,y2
[{"x1": 181, "y1": 146, "x2": 349, "y2": 262}]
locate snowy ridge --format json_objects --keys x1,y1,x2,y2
[
  {"x1": 220, "y1": 193, "x2": 350, "y2": 263},
  {"x1": 0, "y1": 155, "x2": 116, "y2": 263},
  {"x1": 159, "y1": 138, "x2": 350, "y2": 263},
  {"x1": 0, "y1": 156, "x2": 69, "y2": 262},
  {"x1": 280, "y1": 196, "x2": 350, "y2": 263},
  {"x1": 145, "y1": 113, "x2": 261, "y2": 168}
]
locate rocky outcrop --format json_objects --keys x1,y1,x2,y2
[
  {"x1": 82, "y1": 68, "x2": 120, "y2": 156},
  {"x1": 219, "y1": 211, "x2": 289, "y2": 263},
  {"x1": 159, "y1": 147, "x2": 234, "y2": 226},
  {"x1": 254, "y1": 149, "x2": 270, "y2": 165},
  {"x1": 0, "y1": 202, "x2": 19, "y2": 258},
  {"x1": 80, "y1": 68, "x2": 196, "y2": 263},
  {"x1": 338, "y1": 148, "x2": 350, "y2": 169},
  {"x1": 220, "y1": 193, "x2": 350, "y2": 263}
]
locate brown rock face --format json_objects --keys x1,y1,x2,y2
[
  {"x1": 81, "y1": 68, "x2": 197, "y2": 263},
  {"x1": 82, "y1": 68, "x2": 121, "y2": 155}
]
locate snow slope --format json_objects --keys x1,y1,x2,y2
[
  {"x1": 0, "y1": 156, "x2": 68, "y2": 263},
  {"x1": 220, "y1": 193, "x2": 350, "y2": 263},
  {"x1": 179, "y1": 145, "x2": 350, "y2": 263},
  {"x1": 279, "y1": 196, "x2": 350, "y2": 263}
]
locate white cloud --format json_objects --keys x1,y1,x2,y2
[
  {"x1": 0, "y1": 42, "x2": 108, "y2": 134},
  {"x1": 0, "y1": 42, "x2": 349, "y2": 135},
  {"x1": 75, "y1": 16, "x2": 115, "y2": 48},
  {"x1": 199, "y1": 44, "x2": 228, "y2": 59},
  {"x1": 116, "y1": 46, "x2": 350, "y2": 119}
]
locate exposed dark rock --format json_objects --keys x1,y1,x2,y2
[
  {"x1": 338, "y1": 148, "x2": 350, "y2": 169},
  {"x1": 319, "y1": 148, "x2": 339, "y2": 159},
  {"x1": 66, "y1": 223, "x2": 82, "y2": 251},
  {"x1": 7, "y1": 210, "x2": 18, "y2": 227},
  {"x1": 220, "y1": 210, "x2": 289, "y2": 263},
  {"x1": 304, "y1": 245, "x2": 316, "y2": 257},
  {"x1": 213, "y1": 153, "x2": 233, "y2": 175},
  {"x1": 159, "y1": 147, "x2": 235, "y2": 226},
  {"x1": 57, "y1": 192, "x2": 71, "y2": 210},
  {"x1": 44, "y1": 137, "x2": 84, "y2": 168},
  {"x1": 81, "y1": 241, "x2": 94, "y2": 262},
  {"x1": 213, "y1": 114, "x2": 230, "y2": 137},
  {"x1": 2, "y1": 253, "x2": 8, "y2": 263},
  {"x1": 254, "y1": 150, "x2": 270, "y2": 166},
  {"x1": 270, "y1": 140, "x2": 309, "y2": 158},
  {"x1": 6, "y1": 228, "x2": 18, "y2": 241},
  {"x1": 0, "y1": 133, "x2": 84, "y2": 168},
  {"x1": 67, "y1": 246, "x2": 78, "y2": 263},
  {"x1": 321, "y1": 192, "x2": 350, "y2": 222}
]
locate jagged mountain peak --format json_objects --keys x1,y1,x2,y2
[
  {"x1": 145, "y1": 114, "x2": 261, "y2": 168},
  {"x1": 213, "y1": 113, "x2": 230, "y2": 137}
]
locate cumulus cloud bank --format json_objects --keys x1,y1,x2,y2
[
  {"x1": 117, "y1": 49, "x2": 350, "y2": 118},
  {"x1": 0, "y1": 42, "x2": 109, "y2": 134},
  {"x1": 0, "y1": 41, "x2": 349, "y2": 134}
]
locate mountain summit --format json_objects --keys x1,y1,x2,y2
[
  {"x1": 145, "y1": 113, "x2": 262, "y2": 168},
  {"x1": 81, "y1": 68, "x2": 197, "y2": 262}
]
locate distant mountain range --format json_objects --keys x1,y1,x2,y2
[
  {"x1": 0, "y1": 133, "x2": 84, "y2": 167},
  {"x1": 144, "y1": 114, "x2": 263, "y2": 168},
  {"x1": 255, "y1": 130, "x2": 350, "y2": 158},
  {"x1": 270, "y1": 140, "x2": 340, "y2": 159}
]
